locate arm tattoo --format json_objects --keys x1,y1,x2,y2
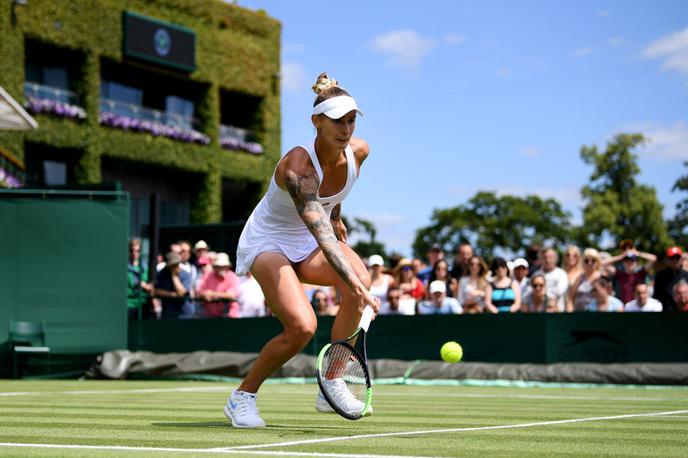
[{"x1": 285, "y1": 170, "x2": 360, "y2": 291}]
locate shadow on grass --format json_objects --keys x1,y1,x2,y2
[{"x1": 153, "y1": 422, "x2": 359, "y2": 433}]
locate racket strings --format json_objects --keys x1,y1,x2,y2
[{"x1": 322, "y1": 343, "x2": 367, "y2": 413}]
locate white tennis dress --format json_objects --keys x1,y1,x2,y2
[{"x1": 235, "y1": 139, "x2": 358, "y2": 276}]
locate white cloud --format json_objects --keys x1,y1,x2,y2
[
  {"x1": 572, "y1": 46, "x2": 594, "y2": 58},
  {"x1": 444, "y1": 33, "x2": 465, "y2": 46},
  {"x1": 370, "y1": 29, "x2": 437, "y2": 69},
  {"x1": 643, "y1": 26, "x2": 688, "y2": 75},
  {"x1": 606, "y1": 36, "x2": 628, "y2": 48},
  {"x1": 521, "y1": 146, "x2": 541, "y2": 158},
  {"x1": 280, "y1": 62, "x2": 307, "y2": 93},
  {"x1": 628, "y1": 122, "x2": 688, "y2": 160}
]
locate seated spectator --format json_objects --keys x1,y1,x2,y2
[
  {"x1": 673, "y1": 279, "x2": 688, "y2": 312},
  {"x1": 584, "y1": 276, "x2": 623, "y2": 312},
  {"x1": 563, "y1": 245, "x2": 584, "y2": 290},
  {"x1": 602, "y1": 240, "x2": 655, "y2": 304},
  {"x1": 198, "y1": 252, "x2": 240, "y2": 318},
  {"x1": 488, "y1": 257, "x2": 520, "y2": 313},
  {"x1": 521, "y1": 273, "x2": 557, "y2": 313},
  {"x1": 395, "y1": 258, "x2": 425, "y2": 305},
  {"x1": 368, "y1": 254, "x2": 395, "y2": 306},
  {"x1": 450, "y1": 243, "x2": 474, "y2": 281},
  {"x1": 624, "y1": 283, "x2": 662, "y2": 312},
  {"x1": 418, "y1": 243, "x2": 444, "y2": 286},
  {"x1": 534, "y1": 248, "x2": 569, "y2": 312},
  {"x1": 237, "y1": 272, "x2": 266, "y2": 318},
  {"x1": 567, "y1": 248, "x2": 602, "y2": 312},
  {"x1": 458, "y1": 255, "x2": 492, "y2": 314},
  {"x1": 154, "y1": 251, "x2": 193, "y2": 319},
  {"x1": 127, "y1": 238, "x2": 153, "y2": 320},
  {"x1": 426, "y1": 258, "x2": 458, "y2": 299},
  {"x1": 654, "y1": 246, "x2": 688, "y2": 311},
  {"x1": 418, "y1": 281, "x2": 463, "y2": 315},
  {"x1": 512, "y1": 257, "x2": 530, "y2": 294},
  {"x1": 311, "y1": 288, "x2": 336, "y2": 316},
  {"x1": 379, "y1": 286, "x2": 415, "y2": 315}
]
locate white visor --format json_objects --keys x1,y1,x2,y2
[{"x1": 313, "y1": 96, "x2": 363, "y2": 119}]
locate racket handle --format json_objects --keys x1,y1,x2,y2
[{"x1": 359, "y1": 305, "x2": 375, "y2": 332}]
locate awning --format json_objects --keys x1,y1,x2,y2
[{"x1": 0, "y1": 85, "x2": 38, "y2": 130}]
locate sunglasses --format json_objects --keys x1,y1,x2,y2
[
  {"x1": 532, "y1": 283, "x2": 545, "y2": 289},
  {"x1": 584, "y1": 258, "x2": 596, "y2": 264},
  {"x1": 402, "y1": 266, "x2": 413, "y2": 271}
]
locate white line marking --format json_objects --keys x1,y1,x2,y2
[
  {"x1": 213, "y1": 409, "x2": 688, "y2": 451},
  {"x1": 0, "y1": 387, "x2": 229, "y2": 396},
  {"x1": 0, "y1": 443, "x2": 438, "y2": 458}
]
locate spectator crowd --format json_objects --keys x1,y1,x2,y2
[{"x1": 127, "y1": 237, "x2": 688, "y2": 319}]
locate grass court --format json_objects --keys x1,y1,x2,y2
[{"x1": 1, "y1": 379, "x2": 687, "y2": 457}]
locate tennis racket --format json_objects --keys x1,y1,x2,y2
[{"x1": 316, "y1": 305, "x2": 375, "y2": 420}]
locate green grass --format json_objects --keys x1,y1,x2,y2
[{"x1": 1, "y1": 380, "x2": 687, "y2": 457}]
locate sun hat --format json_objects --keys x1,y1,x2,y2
[
  {"x1": 166, "y1": 251, "x2": 181, "y2": 267},
  {"x1": 194, "y1": 240, "x2": 209, "y2": 250},
  {"x1": 213, "y1": 252, "x2": 232, "y2": 267}
]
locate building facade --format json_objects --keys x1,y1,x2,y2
[{"x1": 0, "y1": 0, "x2": 281, "y2": 232}]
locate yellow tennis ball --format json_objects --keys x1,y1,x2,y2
[{"x1": 440, "y1": 341, "x2": 463, "y2": 363}]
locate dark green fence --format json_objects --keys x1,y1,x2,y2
[
  {"x1": 129, "y1": 313, "x2": 688, "y2": 364},
  {"x1": 0, "y1": 189, "x2": 129, "y2": 376}
]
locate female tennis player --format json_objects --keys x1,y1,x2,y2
[{"x1": 224, "y1": 73, "x2": 380, "y2": 428}]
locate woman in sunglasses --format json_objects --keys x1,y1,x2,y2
[
  {"x1": 521, "y1": 273, "x2": 557, "y2": 313},
  {"x1": 566, "y1": 248, "x2": 602, "y2": 312}
]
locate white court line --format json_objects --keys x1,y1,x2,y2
[
  {"x1": 0, "y1": 386, "x2": 685, "y2": 402},
  {"x1": 214, "y1": 409, "x2": 688, "y2": 451},
  {"x1": 0, "y1": 443, "x2": 438, "y2": 458}
]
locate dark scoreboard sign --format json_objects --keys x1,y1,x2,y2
[{"x1": 123, "y1": 11, "x2": 196, "y2": 72}]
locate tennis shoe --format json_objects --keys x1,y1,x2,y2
[
  {"x1": 224, "y1": 389, "x2": 266, "y2": 428},
  {"x1": 316, "y1": 379, "x2": 372, "y2": 416}
]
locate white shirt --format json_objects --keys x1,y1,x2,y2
[
  {"x1": 418, "y1": 297, "x2": 463, "y2": 315},
  {"x1": 624, "y1": 297, "x2": 663, "y2": 312},
  {"x1": 535, "y1": 267, "x2": 569, "y2": 312},
  {"x1": 238, "y1": 275, "x2": 266, "y2": 317}
]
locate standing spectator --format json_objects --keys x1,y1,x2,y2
[
  {"x1": 198, "y1": 252, "x2": 241, "y2": 318},
  {"x1": 395, "y1": 258, "x2": 425, "y2": 305},
  {"x1": 562, "y1": 245, "x2": 583, "y2": 291},
  {"x1": 450, "y1": 243, "x2": 473, "y2": 281},
  {"x1": 193, "y1": 240, "x2": 210, "y2": 269},
  {"x1": 178, "y1": 240, "x2": 200, "y2": 317},
  {"x1": 567, "y1": 248, "x2": 602, "y2": 312},
  {"x1": 368, "y1": 254, "x2": 395, "y2": 306},
  {"x1": 154, "y1": 251, "x2": 192, "y2": 319},
  {"x1": 237, "y1": 272, "x2": 266, "y2": 318},
  {"x1": 418, "y1": 281, "x2": 462, "y2": 315},
  {"x1": 427, "y1": 259, "x2": 458, "y2": 298},
  {"x1": 379, "y1": 286, "x2": 413, "y2": 315},
  {"x1": 535, "y1": 248, "x2": 569, "y2": 312},
  {"x1": 602, "y1": 241, "x2": 656, "y2": 304},
  {"x1": 418, "y1": 243, "x2": 444, "y2": 286},
  {"x1": 673, "y1": 279, "x2": 688, "y2": 312},
  {"x1": 585, "y1": 276, "x2": 623, "y2": 312},
  {"x1": 512, "y1": 258, "x2": 530, "y2": 294},
  {"x1": 624, "y1": 283, "x2": 663, "y2": 312},
  {"x1": 458, "y1": 255, "x2": 492, "y2": 314},
  {"x1": 653, "y1": 246, "x2": 688, "y2": 311},
  {"x1": 488, "y1": 257, "x2": 521, "y2": 313},
  {"x1": 157, "y1": 243, "x2": 181, "y2": 272},
  {"x1": 521, "y1": 273, "x2": 557, "y2": 313},
  {"x1": 525, "y1": 243, "x2": 542, "y2": 276},
  {"x1": 127, "y1": 238, "x2": 153, "y2": 320}
]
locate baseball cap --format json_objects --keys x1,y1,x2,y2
[
  {"x1": 368, "y1": 254, "x2": 384, "y2": 267},
  {"x1": 513, "y1": 257, "x2": 529, "y2": 269},
  {"x1": 429, "y1": 280, "x2": 447, "y2": 294},
  {"x1": 667, "y1": 246, "x2": 683, "y2": 257}
]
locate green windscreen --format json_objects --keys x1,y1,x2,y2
[{"x1": 0, "y1": 190, "x2": 129, "y2": 354}]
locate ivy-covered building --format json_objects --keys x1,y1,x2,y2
[{"x1": 0, "y1": 0, "x2": 281, "y2": 231}]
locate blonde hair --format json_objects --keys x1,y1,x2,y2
[{"x1": 312, "y1": 72, "x2": 350, "y2": 105}]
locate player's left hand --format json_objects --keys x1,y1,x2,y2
[{"x1": 333, "y1": 219, "x2": 347, "y2": 243}]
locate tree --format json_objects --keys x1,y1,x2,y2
[
  {"x1": 668, "y1": 161, "x2": 688, "y2": 247},
  {"x1": 579, "y1": 133, "x2": 673, "y2": 253},
  {"x1": 343, "y1": 216, "x2": 387, "y2": 259},
  {"x1": 413, "y1": 191, "x2": 572, "y2": 259}
]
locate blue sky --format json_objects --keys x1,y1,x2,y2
[{"x1": 242, "y1": 0, "x2": 688, "y2": 256}]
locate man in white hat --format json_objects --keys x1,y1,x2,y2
[
  {"x1": 198, "y1": 252, "x2": 241, "y2": 318},
  {"x1": 417, "y1": 280, "x2": 463, "y2": 315},
  {"x1": 512, "y1": 257, "x2": 530, "y2": 294}
]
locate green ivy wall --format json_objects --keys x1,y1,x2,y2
[{"x1": 0, "y1": 0, "x2": 281, "y2": 222}]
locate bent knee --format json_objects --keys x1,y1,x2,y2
[{"x1": 283, "y1": 319, "x2": 317, "y2": 347}]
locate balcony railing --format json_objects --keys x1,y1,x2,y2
[
  {"x1": 24, "y1": 81, "x2": 79, "y2": 105},
  {"x1": 99, "y1": 98, "x2": 209, "y2": 145},
  {"x1": 219, "y1": 124, "x2": 263, "y2": 154}
]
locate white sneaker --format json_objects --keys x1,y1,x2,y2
[
  {"x1": 223, "y1": 389, "x2": 266, "y2": 428},
  {"x1": 316, "y1": 379, "x2": 373, "y2": 416}
]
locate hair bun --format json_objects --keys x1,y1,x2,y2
[{"x1": 312, "y1": 72, "x2": 338, "y2": 95}]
